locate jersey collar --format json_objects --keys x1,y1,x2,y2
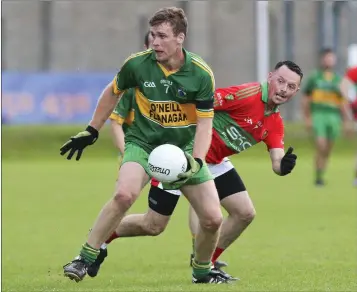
[
  {"x1": 151, "y1": 48, "x2": 191, "y2": 72},
  {"x1": 261, "y1": 82, "x2": 279, "y2": 115}
]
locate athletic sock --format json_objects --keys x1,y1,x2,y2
[
  {"x1": 79, "y1": 242, "x2": 100, "y2": 265},
  {"x1": 192, "y1": 259, "x2": 211, "y2": 279},
  {"x1": 211, "y1": 247, "x2": 225, "y2": 264},
  {"x1": 105, "y1": 231, "x2": 119, "y2": 244}
]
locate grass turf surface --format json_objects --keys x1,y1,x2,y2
[{"x1": 2, "y1": 125, "x2": 357, "y2": 291}]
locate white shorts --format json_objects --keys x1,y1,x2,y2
[
  {"x1": 207, "y1": 157, "x2": 235, "y2": 178},
  {"x1": 151, "y1": 157, "x2": 234, "y2": 196}
]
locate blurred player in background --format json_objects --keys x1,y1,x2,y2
[
  {"x1": 61, "y1": 7, "x2": 228, "y2": 284},
  {"x1": 89, "y1": 60, "x2": 302, "y2": 281},
  {"x1": 301, "y1": 48, "x2": 350, "y2": 186},
  {"x1": 340, "y1": 66, "x2": 357, "y2": 186}
]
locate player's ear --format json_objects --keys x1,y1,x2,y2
[{"x1": 177, "y1": 33, "x2": 185, "y2": 45}]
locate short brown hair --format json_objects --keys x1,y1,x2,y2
[{"x1": 149, "y1": 7, "x2": 188, "y2": 36}]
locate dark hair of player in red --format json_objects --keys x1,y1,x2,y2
[{"x1": 275, "y1": 60, "x2": 303, "y2": 81}]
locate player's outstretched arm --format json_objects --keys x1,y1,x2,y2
[
  {"x1": 340, "y1": 76, "x2": 354, "y2": 101},
  {"x1": 269, "y1": 147, "x2": 297, "y2": 176},
  {"x1": 60, "y1": 82, "x2": 120, "y2": 161},
  {"x1": 60, "y1": 55, "x2": 138, "y2": 161},
  {"x1": 339, "y1": 76, "x2": 355, "y2": 136},
  {"x1": 89, "y1": 82, "x2": 121, "y2": 131}
]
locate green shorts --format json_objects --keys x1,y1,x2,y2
[
  {"x1": 121, "y1": 142, "x2": 213, "y2": 189},
  {"x1": 312, "y1": 112, "x2": 341, "y2": 140}
]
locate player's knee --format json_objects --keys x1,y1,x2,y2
[
  {"x1": 231, "y1": 205, "x2": 256, "y2": 224},
  {"x1": 200, "y1": 213, "x2": 223, "y2": 232},
  {"x1": 113, "y1": 187, "x2": 136, "y2": 210},
  {"x1": 144, "y1": 221, "x2": 167, "y2": 236},
  {"x1": 239, "y1": 206, "x2": 256, "y2": 224}
]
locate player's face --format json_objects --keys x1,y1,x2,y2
[
  {"x1": 150, "y1": 22, "x2": 184, "y2": 63},
  {"x1": 267, "y1": 65, "x2": 301, "y2": 105},
  {"x1": 322, "y1": 52, "x2": 336, "y2": 69}
]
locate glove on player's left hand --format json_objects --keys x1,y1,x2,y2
[{"x1": 280, "y1": 146, "x2": 297, "y2": 176}]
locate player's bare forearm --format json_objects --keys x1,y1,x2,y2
[
  {"x1": 192, "y1": 117, "x2": 213, "y2": 160},
  {"x1": 340, "y1": 78, "x2": 354, "y2": 122},
  {"x1": 110, "y1": 120, "x2": 125, "y2": 155},
  {"x1": 269, "y1": 148, "x2": 285, "y2": 175},
  {"x1": 340, "y1": 77, "x2": 353, "y2": 100},
  {"x1": 341, "y1": 102, "x2": 353, "y2": 122},
  {"x1": 89, "y1": 82, "x2": 120, "y2": 131}
]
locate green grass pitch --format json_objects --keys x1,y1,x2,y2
[{"x1": 2, "y1": 125, "x2": 357, "y2": 291}]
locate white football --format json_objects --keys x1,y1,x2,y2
[{"x1": 148, "y1": 144, "x2": 188, "y2": 183}]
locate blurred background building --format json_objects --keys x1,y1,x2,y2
[{"x1": 2, "y1": 0, "x2": 357, "y2": 123}]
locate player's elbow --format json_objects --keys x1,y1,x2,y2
[{"x1": 272, "y1": 161, "x2": 281, "y2": 175}]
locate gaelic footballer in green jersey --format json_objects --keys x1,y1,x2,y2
[
  {"x1": 61, "y1": 7, "x2": 227, "y2": 285},
  {"x1": 112, "y1": 48, "x2": 214, "y2": 153},
  {"x1": 90, "y1": 61, "x2": 303, "y2": 281},
  {"x1": 301, "y1": 48, "x2": 347, "y2": 186}
]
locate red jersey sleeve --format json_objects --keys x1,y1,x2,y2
[
  {"x1": 213, "y1": 82, "x2": 261, "y2": 111},
  {"x1": 345, "y1": 67, "x2": 357, "y2": 83},
  {"x1": 263, "y1": 114, "x2": 284, "y2": 150}
]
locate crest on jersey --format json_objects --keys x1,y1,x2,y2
[
  {"x1": 214, "y1": 92, "x2": 223, "y2": 107},
  {"x1": 177, "y1": 87, "x2": 187, "y2": 98},
  {"x1": 225, "y1": 94, "x2": 234, "y2": 101}
]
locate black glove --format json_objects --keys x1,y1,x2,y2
[
  {"x1": 60, "y1": 125, "x2": 99, "y2": 161},
  {"x1": 280, "y1": 146, "x2": 297, "y2": 176}
]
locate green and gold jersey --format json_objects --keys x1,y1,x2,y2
[
  {"x1": 112, "y1": 48, "x2": 215, "y2": 153},
  {"x1": 303, "y1": 70, "x2": 344, "y2": 114},
  {"x1": 109, "y1": 88, "x2": 135, "y2": 133}
]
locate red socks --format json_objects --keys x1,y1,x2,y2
[
  {"x1": 105, "y1": 232, "x2": 119, "y2": 244},
  {"x1": 211, "y1": 247, "x2": 225, "y2": 264}
]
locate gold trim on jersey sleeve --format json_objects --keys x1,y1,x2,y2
[
  {"x1": 112, "y1": 76, "x2": 122, "y2": 95},
  {"x1": 109, "y1": 111, "x2": 135, "y2": 126},
  {"x1": 109, "y1": 113, "x2": 124, "y2": 125},
  {"x1": 196, "y1": 109, "x2": 214, "y2": 118}
]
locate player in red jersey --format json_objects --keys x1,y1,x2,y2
[
  {"x1": 87, "y1": 60, "x2": 302, "y2": 281},
  {"x1": 340, "y1": 66, "x2": 357, "y2": 186}
]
